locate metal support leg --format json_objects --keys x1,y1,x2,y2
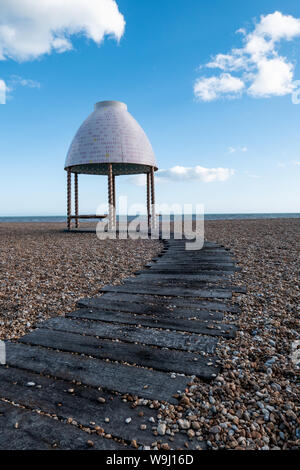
[
  {"x1": 74, "y1": 173, "x2": 79, "y2": 228},
  {"x1": 108, "y1": 164, "x2": 113, "y2": 229},
  {"x1": 67, "y1": 170, "x2": 71, "y2": 231},
  {"x1": 147, "y1": 172, "x2": 151, "y2": 231},
  {"x1": 150, "y1": 166, "x2": 156, "y2": 229}
]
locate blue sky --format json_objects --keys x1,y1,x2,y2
[{"x1": 0, "y1": 0, "x2": 300, "y2": 216}]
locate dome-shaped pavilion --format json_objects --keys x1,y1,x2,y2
[{"x1": 65, "y1": 100, "x2": 158, "y2": 230}]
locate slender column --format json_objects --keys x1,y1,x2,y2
[
  {"x1": 150, "y1": 166, "x2": 156, "y2": 229},
  {"x1": 74, "y1": 173, "x2": 79, "y2": 228},
  {"x1": 67, "y1": 170, "x2": 71, "y2": 231},
  {"x1": 108, "y1": 163, "x2": 114, "y2": 229},
  {"x1": 112, "y1": 174, "x2": 116, "y2": 228},
  {"x1": 147, "y1": 172, "x2": 151, "y2": 230}
]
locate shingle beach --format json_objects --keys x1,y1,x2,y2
[{"x1": 0, "y1": 218, "x2": 299, "y2": 450}]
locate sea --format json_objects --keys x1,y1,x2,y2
[{"x1": 0, "y1": 213, "x2": 299, "y2": 223}]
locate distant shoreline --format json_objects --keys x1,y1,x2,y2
[{"x1": 0, "y1": 213, "x2": 300, "y2": 223}]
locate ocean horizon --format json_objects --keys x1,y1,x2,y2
[{"x1": 0, "y1": 213, "x2": 299, "y2": 223}]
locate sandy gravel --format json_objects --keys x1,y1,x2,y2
[{"x1": 0, "y1": 223, "x2": 162, "y2": 340}]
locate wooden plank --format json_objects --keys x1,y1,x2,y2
[
  {"x1": 98, "y1": 292, "x2": 241, "y2": 313},
  {"x1": 147, "y1": 262, "x2": 237, "y2": 270},
  {"x1": 135, "y1": 268, "x2": 235, "y2": 276},
  {"x1": 37, "y1": 317, "x2": 218, "y2": 353},
  {"x1": 146, "y1": 257, "x2": 235, "y2": 267},
  {"x1": 67, "y1": 308, "x2": 236, "y2": 338},
  {"x1": 145, "y1": 266, "x2": 240, "y2": 273},
  {"x1": 122, "y1": 278, "x2": 244, "y2": 292},
  {"x1": 100, "y1": 284, "x2": 233, "y2": 299},
  {"x1": 134, "y1": 269, "x2": 232, "y2": 278},
  {"x1": 166, "y1": 241, "x2": 223, "y2": 247},
  {"x1": 5, "y1": 342, "x2": 190, "y2": 404},
  {"x1": 0, "y1": 400, "x2": 123, "y2": 450},
  {"x1": 77, "y1": 297, "x2": 224, "y2": 320},
  {"x1": 166, "y1": 248, "x2": 226, "y2": 253},
  {"x1": 134, "y1": 273, "x2": 231, "y2": 281},
  {"x1": 0, "y1": 367, "x2": 201, "y2": 449},
  {"x1": 70, "y1": 214, "x2": 107, "y2": 219},
  {"x1": 20, "y1": 328, "x2": 220, "y2": 378},
  {"x1": 152, "y1": 255, "x2": 233, "y2": 262},
  {"x1": 123, "y1": 279, "x2": 246, "y2": 294}
]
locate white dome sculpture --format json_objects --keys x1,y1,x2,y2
[
  {"x1": 64, "y1": 100, "x2": 158, "y2": 231},
  {"x1": 65, "y1": 100, "x2": 157, "y2": 175}
]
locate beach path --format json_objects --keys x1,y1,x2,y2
[{"x1": 0, "y1": 238, "x2": 243, "y2": 450}]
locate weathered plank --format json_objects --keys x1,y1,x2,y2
[
  {"x1": 147, "y1": 263, "x2": 238, "y2": 272},
  {"x1": 112, "y1": 278, "x2": 238, "y2": 291},
  {"x1": 20, "y1": 328, "x2": 220, "y2": 378},
  {"x1": 5, "y1": 342, "x2": 190, "y2": 404},
  {"x1": 0, "y1": 400, "x2": 124, "y2": 450},
  {"x1": 0, "y1": 367, "x2": 200, "y2": 449},
  {"x1": 0, "y1": 367, "x2": 156, "y2": 447},
  {"x1": 67, "y1": 308, "x2": 236, "y2": 338},
  {"x1": 97, "y1": 292, "x2": 241, "y2": 313},
  {"x1": 37, "y1": 317, "x2": 218, "y2": 353},
  {"x1": 77, "y1": 297, "x2": 224, "y2": 320},
  {"x1": 100, "y1": 284, "x2": 233, "y2": 299},
  {"x1": 135, "y1": 269, "x2": 235, "y2": 276},
  {"x1": 122, "y1": 278, "x2": 245, "y2": 293},
  {"x1": 134, "y1": 273, "x2": 230, "y2": 282},
  {"x1": 152, "y1": 257, "x2": 234, "y2": 264}
]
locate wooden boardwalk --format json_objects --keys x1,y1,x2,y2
[{"x1": 0, "y1": 238, "x2": 243, "y2": 450}]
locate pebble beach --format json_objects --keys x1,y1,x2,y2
[{"x1": 0, "y1": 218, "x2": 299, "y2": 450}]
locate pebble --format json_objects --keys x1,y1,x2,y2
[
  {"x1": 125, "y1": 418, "x2": 132, "y2": 424},
  {"x1": 157, "y1": 423, "x2": 166, "y2": 436},
  {"x1": 209, "y1": 425, "x2": 221, "y2": 434},
  {"x1": 177, "y1": 419, "x2": 190, "y2": 430}
]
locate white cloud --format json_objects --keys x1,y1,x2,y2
[
  {"x1": 255, "y1": 11, "x2": 300, "y2": 41},
  {"x1": 0, "y1": 79, "x2": 6, "y2": 103},
  {"x1": 248, "y1": 57, "x2": 295, "y2": 97},
  {"x1": 131, "y1": 166, "x2": 235, "y2": 186},
  {"x1": 0, "y1": 0, "x2": 125, "y2": 61},
  {"x1": 9, "y1": 75, "x2": 41, "y2": 88},
  {"x1": 241, "y1": 146, "x2": 248, "y2": 152},
  {"x1": 195, "y1": 11, "x2": 300, "y2": 101},
  {"x1": 194, "y1": 73, "x2": 245, "y2": 102}
]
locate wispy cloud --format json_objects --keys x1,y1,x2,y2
[
  {"x1": 0, "y1": 0, "x2": 125, "y2": 62},
  {"x1": 194, "y1": 11, "x2": 300, "y2": 101},
  {"x1": 228, "y1": 146, "x2": 248, "y2": 154},
  {"x1": 9, "y1": 75, "x2": 41, "y2": 89},
  {"x1": 244, "y1": 171, "x2": 261, "y2": 179},
  {"x1": 277, "y1": 160, "x2": 300, "y2": 167},
  {"x1": 3, "y1": 75, "x2": 41, "y2": 101},
  {"x1": 131, "y1": 166, "x2": 235, "y2": 186}
]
